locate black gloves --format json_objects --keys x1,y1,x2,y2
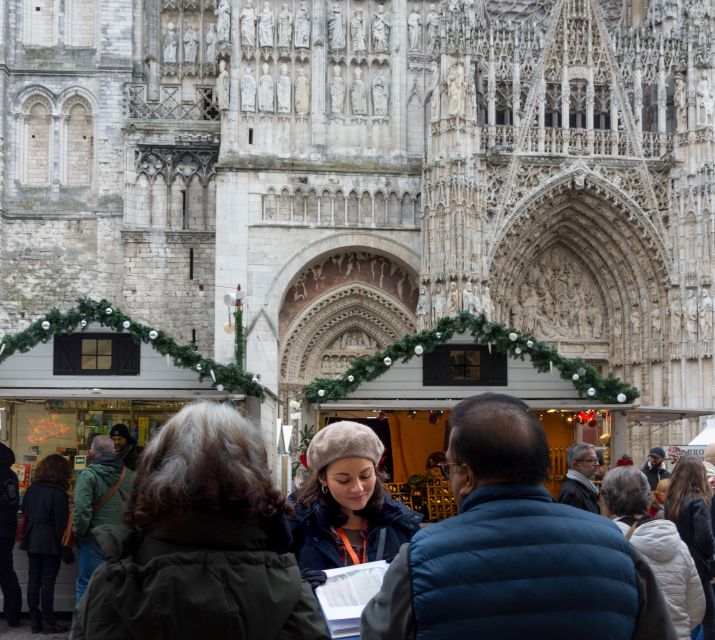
[
  {"x1": 61, "y1": 546, "x2": 75, "y2": 565},
  {"x1": 301, "y1": 567, "x2": 327, "y2": 590}
]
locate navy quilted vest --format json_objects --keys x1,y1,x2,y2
[{"x1": 409, "y1": 483, "x2": 639, "y2": 640}]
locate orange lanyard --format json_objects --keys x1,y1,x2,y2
[{"x1": 336, "y1": 528, "x2": 367, "y2": 565}]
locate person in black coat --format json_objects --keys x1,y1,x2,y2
[
  {"x1": 0, "y1": 443, "x2": 21, "y2": 628},
  {"x1": 642, "y1": 446, "x2": 671, "y2": 491},
  {"x1": 20, "y1": 454, "x2": 73, "y2": 634},
  {"x1": 109, "y1": 424, "x2": 143, "y2": 471},
  {"x1": 665, "y1": 454, "x2": 715, "y2": 640},
  {"x1": 289, "y1": 421, "x2": 422, "y2": 588},
  {"x1": 556, "y1": 442, "x2": 601, "y2": 514}
]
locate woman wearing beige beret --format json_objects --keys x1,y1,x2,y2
[{"x1": 289, "y1": 421, "x2": 422, "y2": 588}]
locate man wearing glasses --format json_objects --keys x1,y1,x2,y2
[
  {"x1": 361, "y1": 393, "x2": 675, "y2": 640},
  {"x1": 556, "y1": 442, "x2": 601, "y2": 514}
]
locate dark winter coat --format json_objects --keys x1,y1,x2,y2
[
  {"x1": 361, "y1": 483, "x2": 678, "y2": 640},
  {"x1": 0, "y1": 443, "x2": 18, "y2": 538},
  {"x1": 556, "y1": 476, "x2": 601, "y2": 514},
  {"x1": 288, "y1": 496, "x2": 422, "y2": 571},
  {"x1": 71, "y1": 512, "x2": 330, "y2": 640},
  {"x1": 642, "y1": 462, "x2": 671, "y2": 491},
  {"x1": 19, "y1": 481, "x2": 68, "y2": 556},
  {"x1": 116, "y1": 442, "x2": 143, "y2": 471},
  {"x1": 666, "y1": 495, "x2": 715, "y2": 582}
]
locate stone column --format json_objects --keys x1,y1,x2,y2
[{"x1": 311, "y1": 0, "x2": 326, "y2": 149}]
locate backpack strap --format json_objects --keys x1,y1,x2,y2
[{"x1": 93, "y1": 467, "x2": 127, "y2": 513}]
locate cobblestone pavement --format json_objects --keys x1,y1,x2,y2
[{"x1": 0, "y1": 619, "x2": 71, "y2": 639}]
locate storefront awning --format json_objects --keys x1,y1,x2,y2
[
  {"x1": 0, "y1": 388, "x2": 243, "y2": 401},
  {"x1": 318, "y1": 399, "x2": 636, "y2": 411},
  {"x1": 624, "y1": 407, "x2": 714, "y2": 422}
]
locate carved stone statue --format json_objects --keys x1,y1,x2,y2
[
  {"x1": 669, "y1": 291, "x2": 682, "y2": 343},
  {"x1": 163, "y1": 22, "x2": 178, "y2": 63},
  {"x1": 351, "y1": 10, "x2": 366, "y2": 53},
  {"x1": 330, "y1": 65, "x2": 345, "y2": 114},
  {"x1": 416, "y1": 285, "x2": 431, "y2": 329},
  {"x1": 277, "y1": 63, "x2": 291, "y2": 113},
  {"x1": 328, "y1": 2, "x2": 346, "y2": 51},
  {"x1": 428, "y1": 60, "x2": 440, "y2": 119},
  {"x1": 259, "y1": 2, "x2": 275, "y2": 47},
  {"x1": 445, "y1": 281, "x2": 459, "y2": 315},
  {"x1": 351, "y1": 67, "x2": 367, "y2": 115},
  {"x1": 258, "y1": 63, "x2": 274, "y2": 112},
  {"x1": 240, "y1": 0, "x2": 257, "y2": 47},
  {"x1": 216, "y1": 0, "x2": 231, "y2": 42},
  {"x1": 240, "y1": 68, "x2": 257, "y2": 112},
  {"x1": 183, "y1": 23, "x2": 198, "y2": 64},
  {"x1": 217, "y1": 59, "x2": 230, "y2": 110},
  {"x1": 426, "y1": 4, "x2": 439, "y2": 54},
  {"x1": 675, "y1": 73, "x2": 687, "y2": 130},
  {"x1": 685, "y1": 289, "x2": 698, "y2": 341},
  {"x1": 278, "y1": 4, "x2": 292, "y2": 47},
  {"x1": 371, "y1": 4, "x2": 390, "y2": 53},
  {"x1": 372, "y1": 74, "x2": 389, "y2": 116},
  {"x1": 697, "y1": 73, "x2": 714, "y2": 126},
  {"x1": 448, "y1": 63, "x2": 466, "y2": 116},
  {"x1": 295, "y1": 66, "x2": 310, "y2": 114},
  {"x1": 408, "y1": 8, "x2": 422, "y2": 51},
  {"x1": 699, "y1": 289, "x2": 713, "y2": 339},
  {"x1": 294, "y1": 0, "x2": 311, "y2": 48},
  {"x1": 205, "y1": 23, "x2": 218, "y2": 61},
  {"x1": 462, "y1": 281, "x2": 477, "y2": 314},
  {"x1": 432, "y1": 283, "x2": 445, "y2": 321}
]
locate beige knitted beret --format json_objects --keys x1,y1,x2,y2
[{"x1": 307, "y1": 420, "x2": 384, "y2": 471}]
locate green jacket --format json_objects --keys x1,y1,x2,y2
[
  {"x1": 72, "y1": 455, "x2": 133, "y2": 540},
  {"x1": 71, "y1": 514, "x2": 330, "y2": 640}
]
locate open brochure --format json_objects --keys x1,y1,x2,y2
[{"x1": 314, "y1": 560, "x2": 389, "y2": 639}]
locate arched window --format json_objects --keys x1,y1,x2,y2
[
  {"x1": 63, "y1": 98, "x2": 93, "y2": 185},
  {"x1": 24, "y1": 98, "x2": 52, "y2": 185}
]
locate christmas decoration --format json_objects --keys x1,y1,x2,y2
[
  {"x1": 41, "y1": 321, "x2": 50, "y2": 331},
  {"x1": 303, "y1": 311, "x2": 639, "y2": 405},
  {"x1": 217, "y1": 384, "x2": 225, "y2": 392},
  {"x1": 0, "y1": 298, "x2": 264, "y2": 399},
  {"x1": 383, "y1": 357, "x2": 392, "y2": 366},
  {"x1": 105, "y1": 307, "x2": 113, "y2": 315},
  {"x1": 508, "y1": 332, "x2": 518, "y2": 342},
  {"x1": 414, "y1": 345, "x2": 424, "y2": 356}
]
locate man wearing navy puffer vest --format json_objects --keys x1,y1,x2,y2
[{"x1": 361, "y1": 393, "x2": 676, "y2": 640}]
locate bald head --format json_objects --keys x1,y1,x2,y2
[{"x1": 449, "y1": 393, "x2": 550, "y2": 484}]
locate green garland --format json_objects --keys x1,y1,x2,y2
[
  {"x1": 0, "y1": 298, "x2": 264, "y2": 399},
  {"x1": 303, "y1": 311, "x2": 639, "y2": 405}
]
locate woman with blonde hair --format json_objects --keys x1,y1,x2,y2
[
  {"x1": 602, "y1": 466, "x2": 704, "y2": 639},
  {"x1": 666, "y1": 455, "x2": 715, "y2": 640},
  {"x1": 72, "y1": 401, "x2": 329, "y2": 640}
]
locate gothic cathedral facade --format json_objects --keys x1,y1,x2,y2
[{"x1": 1, "y1": 0, "x2": 713, "y2": 452}]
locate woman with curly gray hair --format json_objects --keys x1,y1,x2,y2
[
  {"x1": 72, "y1": 401, "x2": 329, "y2": 640},
  {"x1": 602, "y1": 466, "x2": 704, "y2": 639}
]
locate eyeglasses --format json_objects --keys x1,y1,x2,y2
[
  {"x1": 575, "y1": 458, "x2": 600, "y2": 465},
  {"x1": 438, "y1": 462, "x2": 463, "y2": 480}
]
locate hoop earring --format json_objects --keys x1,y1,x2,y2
[{"x1": 321, "y1": 484, "x2": 328, "y2": 495}]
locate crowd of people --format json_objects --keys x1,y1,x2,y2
[{"x1": 0, "y1": 395, "x2": 714, "y2": 639}]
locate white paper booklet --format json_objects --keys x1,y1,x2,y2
[{"x1": 314, "y1": 560, "x2": 389, "y2": 639}]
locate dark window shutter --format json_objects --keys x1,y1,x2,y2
[
  {"x1": 53, "y1": 335, "x2": 76, "y2": 374},
  {"x1": 115, "y1": 336, "x2": 140, "y2": 375}
]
